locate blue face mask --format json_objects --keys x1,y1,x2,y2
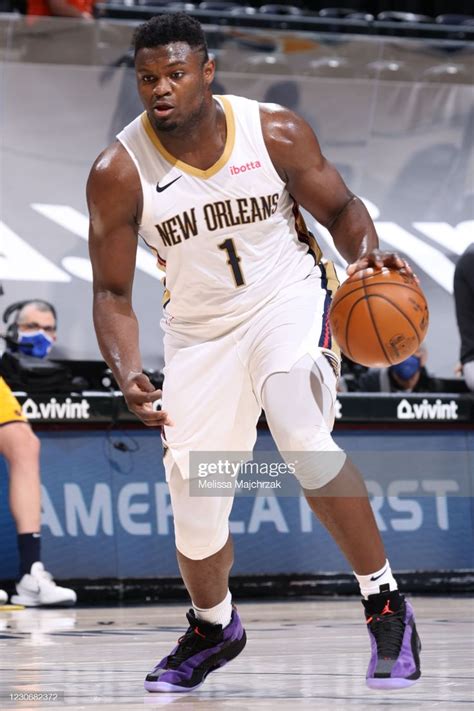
[
  {"x1": 390, "y1": 355, "x2": 421, "y2": 381},
  {"x1": 17, "y1": 331, "x2": 54, "y2": 359}
]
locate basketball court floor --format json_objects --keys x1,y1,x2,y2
[{"x1": 0, "y1": 597, "x2": 472, "y2": 710}]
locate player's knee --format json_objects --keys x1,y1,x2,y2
[
  {"x1": 168, "y1": 461, "x2": 233, "y2": 559},
  {"x1": 272, "y1": 424, "x2": 347, "y2": 490},
  {"x1": 174, "y1": 521, "x2": 230, "y2": 560}
]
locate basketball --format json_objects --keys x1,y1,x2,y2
[{"x1": 329, "y1": 267, "x2": 429, "y2": 367}]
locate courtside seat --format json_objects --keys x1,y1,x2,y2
[
  {"x1": 133, "y1": 0, "x2": 169, "y2": 5},
  {"x1": 307, "y1": 36, "x2": 379, "y2": 69},
  {"x1": 317, "y1": 7, "x2": 374, "y2": 32},
  {"x1": 304, "y1": 56, "x2": 355, "y2": 78},
  {"x1": 238, "y1": 52, "x2": 293, "y2": 75},
  {"x1": 199, "y1": 1, "x2": 241, "y2": 10},
  {"x1": 420, "y1": 62, "x2": 471, "y2": 83},
  {"x1": 377, "y1": 11, "x2": 433, "y2": 24},
  {"x1": 259, "y1": 4, "x2": 303, "y2": 16},
  {"x1": 347, "y1": 12, "x2": 374, "y2": 21},
  {"x1": 229, "y1": 5, "x2": 257, "y2": 14},
  {"x1": 136, "y1": 0, "x2": 197, "y2": 8},
  {"x1": 319, "y1": 8, "x2": 358, "y2": 19},
  {"x1": 436, "y1": 14, "x2": 474, "y2": 26},
  {"x1": 364, "y1": 59, "x2": 414, "y2": 81}
]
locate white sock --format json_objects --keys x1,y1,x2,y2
[
  {"x1": 354, "y1": 559, "x2": 398, "y2": 599},
  {"x1": 192, "y1": 589, "x2": 232, "y2": 628}
]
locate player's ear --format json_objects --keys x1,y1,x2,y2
[{"x1": 203, "y1": 57, "x2": 215, "y2": 86}]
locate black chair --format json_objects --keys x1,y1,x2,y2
[
  {"x1": 229, "y1": 5, "x2": 257, "y2": 14},
  {"x1": 137, "y1": 0, "x2": 196, "y2": 7},
  {"x1": 305, "y1": 56, "x2": 353, "y2": 78},
  {"x1": 260, "y1": 4, "x2": 303, "y2": 15},
  {"x1": 436, "y1": 14, "x2": 474, "y2": 26},
  {"x1": 170, "y1": 2, "x2": 197, "y2": 7},
  {"x1": 319, "y1": 8, "x2": 358, "y2": 18},
  {"x1": 347, "y1": 12, "x2": 374, "y2": 21},
  {"x1": 365, "y1": 59, "x2": 413, "y2": 81},
  {"x1": 239, "y1": 52, "x2": 293, "y2": 75},
  {"x1": 199, "y1": 1, "x2": 241, "y2": 10},
  {"x1": 421, "y1": 63, "x2": 470, "y2": 83},
  {"x1": 377, "y1": 11, "x2": 433, "y2": 24}
]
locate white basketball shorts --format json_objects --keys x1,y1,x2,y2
[
  {"x1": 161, "y1": 263, "x2": 340, "y2": 481},
  {"x1": 160, "y1": 263, "x2": 341, "y2": 558}
]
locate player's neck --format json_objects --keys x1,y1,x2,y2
[{"x1": 154, "y1": 97, "x2": 226, "y2": 170}]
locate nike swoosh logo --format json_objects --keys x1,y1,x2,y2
[
  {"x1": 156, "y1": 176, "x2": 182, "y2": 193},
  {"x1": 370, "y1": 567, "x2": 388, "y2": 582}
]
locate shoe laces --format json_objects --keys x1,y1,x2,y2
[
  {"x1": 166, "y1": 615, "x2": 222, "y2": 669},
  {"x1": 367, "y1": 608, "x2": 405, "y2": 659}
]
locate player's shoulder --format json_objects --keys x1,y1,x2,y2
[
  {"x1": 87, "y1": 141, "x2": 138, "y2": 196},
  {"x1": 257, "y1": 103, "x2": 320, "y2": 171},
  {"x1": 258, "y1": 102, "x2": 314, "y2": 146},
  {"x1": 89, "y1": 141, "x2": 136, "y2": 181}
]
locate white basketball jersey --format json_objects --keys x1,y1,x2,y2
[{"x1": 117, "y1": 94, "x2": 324, "y2": 338}]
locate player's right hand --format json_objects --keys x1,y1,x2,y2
[{"x1": 121, "y1": 371, "x2": 174, "y2": 427}]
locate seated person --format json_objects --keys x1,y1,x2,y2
[
  {"x1": 352, "y1": 347, "x2": 443, "y2": 393},
  {"x1": 26, "y1": 0, "x2": 94, "y2": 18},
  {"x1": 0, "y1": 300, "x2": 76, "y2": 606},
  {"x1": 337, "y1": 355, "x2": 368, "y2": 393}
]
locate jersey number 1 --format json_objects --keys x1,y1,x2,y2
[{"x1": 218, "y1": 238, "x2": 245, "y2": 287}]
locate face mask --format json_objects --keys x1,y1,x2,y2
[
  {"x1": 390, "y1": 355, "x2": 421, "y2": 381},
  {"x1": 16, "y1": 331, "x2": 54, "y2": 359}
]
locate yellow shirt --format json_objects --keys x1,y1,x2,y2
[{"x1": 0, "y1": 377, "x2": 27, "y2": 426}]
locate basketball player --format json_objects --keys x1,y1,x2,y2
[
  {"x1": 454, "y1": 243, "x2": 474, "y2": 391},
  {"x1": 0, "y1": 301, "x2": 76, "y2": 606},
  {"x1": 87, "y1": 13, "x2": 421, "y2": 693}
]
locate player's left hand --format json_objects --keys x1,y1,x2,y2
[{"x1": 346, "y1": 249, "x2": 419, "y2": 285}]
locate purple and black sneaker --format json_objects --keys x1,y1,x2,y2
[
  {"x1": 363, "y1": 590, "x2": 421, "y2": 690},
  {"x1": 144, "y1": 607, "x2": 246, "y2": 693}
]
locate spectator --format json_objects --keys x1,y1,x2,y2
[
  {"x1": 338, "y1": 355, "x2": 368, "y2": 392},
  {"x1": 9, "y1": 300, "x2": 57, "y2": 359},
  {"x1": 0, "y1": 300, "x2": 76, "y2": 606},
  {"x1": 454, "y1": 243, "x2": 474, "y2": 392},
  {"x1": 350, "y1": 347, "x2": 443, "y2": 393},
  {"x1": 26, "y1": 0, "x2": 94, "y2": 18}
]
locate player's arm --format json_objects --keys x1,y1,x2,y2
[
  {"x1": 87, "y1": 143, "x2": 172, "y2": 427},
  {"x1": 260, "y1": 105, "x2": 414, "y2": 278}
]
